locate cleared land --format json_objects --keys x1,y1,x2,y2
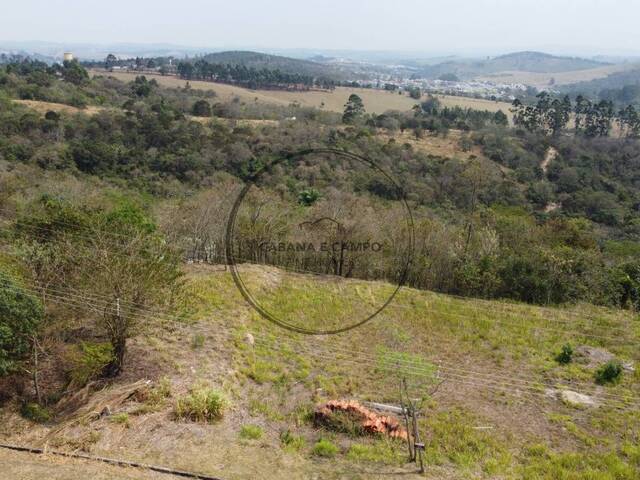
[
  {"x1": 91, "y1": 70, "x2": 513, "y2": 115},
  {"x1": 13, "y1": 99, "x2": 105, "y2": 116},
  {"x1": 478, "y1": 62, "x2": 640, "y2": 89},
  {"x1": 1, "y1": 263, "x2": 638, "y2": 479}
]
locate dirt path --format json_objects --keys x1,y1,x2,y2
[
  {"x1": 0, "y1": 448, "x2": 184, "y2": 480},
  {"x1": 541, "y1": 146, "x2": 558, "y2": 175},
  {"x1": 541, "y1": 146, "x2": 560, "y2": 212}
]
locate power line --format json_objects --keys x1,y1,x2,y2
[
  {"x1": 2, "y1": 219, "x2": 634, "y2": 339},
  {"x1": 2, "y1": 204, "x2": 633, "y2": 329},
  {"x1": 7, "y1": 283, "x2": 639, "y2": 410},
  {"x1": 2, "y1": 234, "x2": 634, "y2": 345}
]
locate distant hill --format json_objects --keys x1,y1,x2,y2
[
  {"x1": 0, "y1": 49, "x2": 57, "y2": 65},
  {"x1": 561, "y1": 66, "x2": 640, "y2": 95},
  {"x1": 420, "y1": 51, "x2": 610, "y2": 79},
  {"x1": 488, "y1": 51, "x2": 607, "y2": 73},
  {"x1": 199, "y1": 50, "x2": 350, "y2": 80}
]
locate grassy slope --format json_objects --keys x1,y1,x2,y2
[
  {"x1": 91, "y1": 70, "x2": 514, "y2": 116},
  {"x1": 2, "y1": 263, "x2": 639, "y2": 479}
]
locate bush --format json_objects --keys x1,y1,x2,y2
[
  {"x1": 110, "y1": 412, "x2": 130, "y2": 427},
  {"x1": 192, "y1": 100, "x2": 211, "y2": 117},
  {"x1": 280, "y1": 429, "x2": 306, "y2": 451},
  {"x1": 133, "y1": 377, "x2": 172, "y2": 414},
  {"x1": 595, "y1": 360, "x2": 623, "y2": 385},
  {"x1": 69, "y1": 342, "x2": 114, "y2": 386},
  {"x1": 317, "y1": 408, "x2": 367, "y2": 436},
  {"x1": 239, "y1": 424, "x2": 263, "y2": 440},
  {"x1": 174, "y1": 385, "x2": 227, "y2": 422},
  {"x1": 0, "y1": 273, "x2": 43, "y2": 376},
  {"x1": 312, "y1": 438, "x2": 339, "y2": 457},
  {"x1": 556, "y1": 344, "x2": 573, "y2": 364},
  {"x1": 20, "y1": 402, "x2": 51, "y2": 423}
]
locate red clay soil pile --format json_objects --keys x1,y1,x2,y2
[{"x1": 315, "y1": 400, "x2": 407, "y2": 440}]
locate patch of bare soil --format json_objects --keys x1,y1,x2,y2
[
  {"x1": 0, "y1": 448, "x2": 181, "y2": 480},
  {"x1": 14, "y1": 99, "x2": 105, "y2": 116},
  {"x1": 541, "y1": 146, "x2": 558, "y2": 175}
]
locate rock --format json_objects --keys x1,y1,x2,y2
[
  {"x1": 100, "y1": 405, "x2": 112, "y2": 417},
  {"x1": 622, "y1": 362, "x2": 635, "y2": 373},
  {"x1": 244, "y1": 333, "x2": 255, "y2": 346},
  {"x1": 575, "y1": 345, "x2": 634, "y2": 372},
  {"x1": 574, "y1": 346, "x2": 615, "y2": 368},
  {"x1": 560, "y1": 390, "x2": 597, "y2": 407}
]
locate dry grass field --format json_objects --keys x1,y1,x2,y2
[
  {"x1": 91, "y1": 70, "x2": 513, "y2": 116},
  {"x1": 478, "y1": 62, "x2": 640, "y2": 89},
  {"x1": 13, "y1": 99, "x2": 105, "y2": 116}
]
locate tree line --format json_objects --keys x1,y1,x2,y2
[
  {"x1": 512, "y1": 92, "x2": 640, "y2": 137},
  {"x1": 177, "y1": 60, "x2": 337, "y2": 90}
]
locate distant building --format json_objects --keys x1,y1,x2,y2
[{"x1": 63, "y1": 52, "x2": 74, "y2": 62}]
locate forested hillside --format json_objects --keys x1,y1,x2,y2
[
  {"x1": 2, "y1": 59, "x2": 640, "y2": 308},
  {"x1": 2, "y1": 55, "x2": 640, "y2": 480},
  {"x1": 418, "y1": 51, "x2": 608, "y2": 79}
]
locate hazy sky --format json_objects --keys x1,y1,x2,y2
[{"x1": 4, "y1": 0, "x2": 640, "y2": 55}]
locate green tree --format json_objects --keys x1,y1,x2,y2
[
  {"x1": 79, "y1": 204, "x2": 183, "y2": 376},
  {"x1": 408, "y1": 87, "x2": 422, "y2": 99},
  {"x1": 105, "y1": 53, "x2": 117, "y2": 69},
  {"x1": 342, "y1": 94, "x2": 365, "y2": 123},
  {"x1": 15, "y1": 201, "x2": 182, "y2": 377},
  {"x1": 0, "y1": 272, "x2": 43, "y2": 376},
  {"x1": 60, "y1": 60, "x2": 89, "y2": 85},
  {"x1": 192, "y1": 99, "x2": 212, "y2": 117},
  {"x1": 493, "y1": 110, "x2": 508, "y2": 126}
]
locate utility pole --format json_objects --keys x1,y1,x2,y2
[
  {"x1": 400, "y1": 377, "x2": 425, "y2": 471},
  {"x1": 399, "y1": 378, "x2": 414, "y2": 461}
]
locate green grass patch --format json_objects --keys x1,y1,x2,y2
[
  {"x1": 312, "y1": 438, "x2": 339, "y2": 458},
  {"x1": 174, "y1": 385, "x2": 227, "y2": 423},
  {"x1": 423, "y1": 408, "x2": 511, "y2": 474},
  {"x1": 68, "y1": 341, "x2": 114, "y2": 386},
  {"x1": 239, "y1": 424, "x2": 264, "y2": 440},
  {"x1": 280, "y1": 429, "x2": 306, "y2": 452},
  {"x1": 521, "y1": 447, "x2": 639, "y2": 479},
  {"x1": 347, "y1": 439, "x2": 406, "y2": 465},
  {"x1": 20, "y1": 402, "x2": 51, "y2": 423},
  {"x1": 110, "y1": 412, "x2": 130, "y2": 427}
]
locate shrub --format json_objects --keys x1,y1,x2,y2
[
  {"x1": 152, "y1": 377, "x2": 173, "y2": 399},
  {"x1": 20, "y1": 402, "x2": 51, "y2": 423},
  {"x1": 317, "y1": 408, "x2": 366, "y2": 436},
  {"x1": 174, "y1": 385, "x2": 227, "y2": 422},
  {"x1": 69, "y1": 342, "x2": 114, "y2": 386},
  {"x1": 0, "y1": 273, "x2": 43, "y2": 376},
  {"x1": 595, "y1": 361, "x2": 623, "y2": 385},
  {"x1": 133, "y1": 377, "x2": 172, "y2": 414},
  {"x1": 110, "y1": 413, "x2": 130, "y2": 427},
  {"x1": 298, "y1": 188, "x2": 320, "y2": 206},
  {"x1": 312, "y1": 438, "x2": 339, "y2": 457},
  {"x1": 192, "y1": 100, "x2": 211, "y2": 117},
  {"x1": 280, "y1": 429, "x2": 306, "y2": 451},
  {"x1": 556, "y1": 344, "x2": 573, "y2": 364},
  {"x1": 239, "y1": 424, "x2": 263, "y2": 440}
]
